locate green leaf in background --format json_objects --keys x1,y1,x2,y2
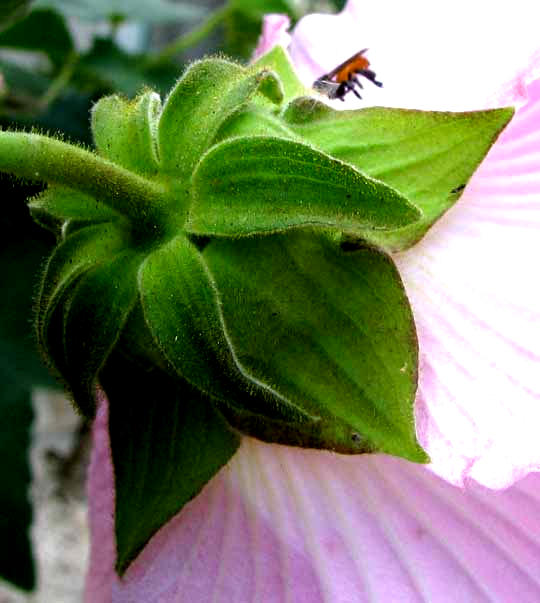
[
  {"x1": 224, "y1": 0, "x2": 299, "y2": 58},
  {"x1": 284, "y1": 99, "x2": 514, "y2": 250},
  {"x1": 0, "y1": 370, "x2": 34, "y2": 590},
  {"x1": 0, "y1": 57, "x2": 50, "y2": 102},
  {"x1": 189, "y1": 136, "x2": 421, "y2": 237},
  {"x1": 34, "y1": 0, "x2": 205, "y2": 23},
  {"x1": 0, "y1": 62, "x2": 94, "y2": 141},
  {"x1": 1, "y1": 195, "x2": 55, "y2": 389},
  {"x1": 0, "y1": 8, "x2": 74, "y2": 69},
  {"x1": 0, "y1": 0, "x2": 32, "y2": 32},
  {"x1": 0, "y1": 185, "x2": 55, "y2": 590},
  {"x1": 78, "y1": 38, "x2": 179, "y2": 98},
  {"x1": 328, "y1": 0, "x2": 347, "y2": 10},
  {"x1": 229, "y1": 0, "x2": 298, "y2": 20},
  {"x1": 204, "y1": 231, "x2": 427, "y2": 462},
  {"x1": 100, "y1": 351, "x2": 240, "y2": 574}
]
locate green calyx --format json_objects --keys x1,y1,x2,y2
[{"x1": 1, "y1": 47, "x2": 513, "y2": 574}]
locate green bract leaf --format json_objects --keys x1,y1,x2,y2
[
  {"x1": 100, "y1": 352, "x2": 240, "y2": 574},
  {"x1": 91, "y1": 91, "x2": 161, "y2": 175},
  {"x1": 0, "y1": 8, "x2": 73, "y2": 69},
  {"x1": 29, "y1": 186, "x2": 122, "y2": 233},
  {"x1": 36, "y1": 224, "x2": 128, "y2": 334},
  {"x1": 62, "y1": 252, "x2": 139, "y2": 416},
  {"x1": 158, "y1": 58, "x2": 283, "y2": 179},
  {"x1": 36, "y1": 224, "x2": 130, "y2": 409},
  {"x1": 138, "y1": 234, "x2": 310, "y2": 423},
  {"x1": 189, "y1": 136, "x2": 422, "y2": 237},
  {"x1": 250, "y1": 44, "x2": 307, "y2": 104},
  {"x1": 204, "y1": 231, "x2": 427, "y2": 462},
  {"x1": 284, "y1": 99, "x2": 514, "y2": 250},
  {"x1": 214, "y1": 103, "x2": 298, "y2": 143}
]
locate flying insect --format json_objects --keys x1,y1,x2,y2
[{"x1": 313, "y1": 49, "x2": 382, "y2": 101}]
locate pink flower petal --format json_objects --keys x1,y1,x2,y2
[
  {"x1": 84, "y1": 395, "x2": 116, "y2": 603},
  {"x1": 287, "y1": 0, "x2": 540, "y2": 110},
  {"x1": 396, "y1": 75, "x2": 540, "y2": 488},
  {"x1": 86, "y1": 402, "x2": 540, "y2": 602},
  {"x1": 252, "y1": 14, "x2": 291, "y2": 60}
]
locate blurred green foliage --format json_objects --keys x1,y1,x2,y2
[{"x1": 0, "y1": 178, "x2": 54, "y2": 590}]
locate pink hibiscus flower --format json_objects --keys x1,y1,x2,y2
[{"x1": 86, "y1": 2, "x2": 540, "y2": 600}]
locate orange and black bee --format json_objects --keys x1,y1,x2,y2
[{"x1": 313, "y1": 49, "x2": 382, "y2": 101}]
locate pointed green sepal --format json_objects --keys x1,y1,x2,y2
[
  {"x1": 284, "y1": 99, "x2": 514, "y2": 249},
  {"x1": 189, "y1": 136, "x2": 422, "y2": 237},
  {"x1": 101, "y1": 352, "x2": 240, "y2": 575},
  {"x1": 204, "y1": 231, "x2": 427, "y2": 462},
  {"x1": 61, "y1": 252, "x2": 140, "y2": 416},
  {"x1": 39, "y1": 247, "x2": 139, "y2": 418}
]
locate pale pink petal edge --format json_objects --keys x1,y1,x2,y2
[
  {"x1": 400, "y1": 74, "x2": 540, "y2": 488},
  {"x1": 252, "y1": 14, "x2": 291, "y2": 61}
]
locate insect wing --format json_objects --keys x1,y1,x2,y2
[{"x1": 320, "y1": 48, "x2": 369, "y2": 81}]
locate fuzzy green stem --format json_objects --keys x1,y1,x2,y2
[
  {"x1": 147, "y1": 5, "x2": 231, "y2": 67},
  {"x1": 0, "y1": 130, "x2": 168, "y2": 229}
]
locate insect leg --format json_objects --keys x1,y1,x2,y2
[
  {"x1": 360, "y1": 68, "x2": 383, "y2": 87},
  {"x1": 345, "y1": 81, "x2": 362, "y2": 99}
]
